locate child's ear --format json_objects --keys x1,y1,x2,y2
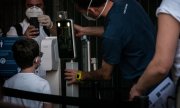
[{"x1": 34, "y1": 57, "x2": 41, "y2": 64}]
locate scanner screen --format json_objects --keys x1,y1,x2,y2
[{"x1": 56, "y1": 19, "x2": 76, "y2": 59}]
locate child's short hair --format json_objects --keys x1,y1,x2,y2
[{"x1": 12, "y1": 38, "x2": 39, "y2": 69}]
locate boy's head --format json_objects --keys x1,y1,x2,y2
[{"x1": 12, "y1": 38, "x2": 40, "y2": 70}]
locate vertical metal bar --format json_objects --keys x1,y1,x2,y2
[{"x1": 81, "y1": 35, "x2": 91, "y2": 72}]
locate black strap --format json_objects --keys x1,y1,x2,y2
[
  {"x1": 13, "y1": 24, "x2": 23, "y2": 36},
  {"x1": 43, "y1": 26, "x2": 50, "y2": 36},
  {"x1": 1, "y1": 87, "x2": 148, "y2": 108},
  {"x1": 2, "y1": 87, "x2": 114, "y2": 107},
  {"x1": 14, "y1": 23, "x2": 50, "y2": 36}
]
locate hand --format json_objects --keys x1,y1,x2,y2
[
  {"x1": 24, "y1": 25, "x2": 39, "y2": 38},
  {"x1": 64, "y1": 69, "x2": 78, "y2": 85},
  {"x1": 74, "y1": 24, "x2": 86, "y2": 37},
  {"x1": 38, "y1": 15, "x2": 53, "y2": 29},
  {"x1": 129, "y1": 84, "x2": 142, "y2": 101}
]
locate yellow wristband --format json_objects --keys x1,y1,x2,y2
[{"x1": 76, "y1": 71, "x2": 82, "y2": 82}]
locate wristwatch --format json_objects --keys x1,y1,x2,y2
[{"x1": 76, "y1": 71, "x2": 82, "y2": 82}]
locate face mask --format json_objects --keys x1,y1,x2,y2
[
  {"x1": 83, "y1": 0, "x2": 109, "y2": 21},
  {"x1": 25, "y1": 6, "x2": 43, "y2": 19},
  {"x1": 83, "y1": 13, "x2": 97, "y2": 21}
]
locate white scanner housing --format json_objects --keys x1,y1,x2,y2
[{"x1": 41, "y1": 37, "x2": 59, "y2": 71}]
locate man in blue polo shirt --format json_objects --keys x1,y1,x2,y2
[{"x1": 65, "y1": 0, "x2": 156, "y2": 102}]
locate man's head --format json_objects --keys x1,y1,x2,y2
[
  {"x1": 74, "y1": 0, "x2": 109, "y2": 21},
  {"x1": 74, "y1": 0, "x2": 106, "y2": 9},
  {"x1": 25, "y1": 0, "x2": 44, "y2": 26},
  {"x1": 12, "y1": 38, "x2": 41, "y2": 70},
  {"x1": 25, "y1": 0, "x2": 44, "y2": 10}
]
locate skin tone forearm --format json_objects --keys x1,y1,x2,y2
[
  {"x1": 130, "y1": 59, "x2": 171, "y2": 97},
  {"x1": 74, "y1": 24, "x2": 104, "y2": 37},
  {"x1": 129, "y1": 13, "x2": 180, "y2": 100},
  {"x1": 80, "y1": 68, "x2": 110, "y2": 81},
  {"x1": 65, "y1": 60, "x2": 113, "y2": 84},
  {"x1": 82, "y1": 26, "x2": 104, "y2": 37},
  {"x1": 82, "y1": 60, "x2": 112, "y2": 80},
  {"x1": 47, "y1": 23, "x2": 104, "y2": 37}
]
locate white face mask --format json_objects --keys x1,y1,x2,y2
[
  {"x1": 25, "y1": 6, "x2": 43, "y2": 19},
  {"x1": 83, "y1": 0, "x2": 109, "y2": 21}
]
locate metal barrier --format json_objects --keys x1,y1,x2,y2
[{"x1": 1, "y1": 87, "x2": 149, "y2": 108}]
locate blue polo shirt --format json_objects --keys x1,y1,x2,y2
[{"x1": 102, "y1": 0, "x2": 156, "y2": 80}]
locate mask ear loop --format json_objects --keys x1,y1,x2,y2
[
  {"x1": 86, "y1": 0, "x2": 109, "y2": 19},
  {"x1": 34, "y1": 57, "x2": 41, "y2": 69},
  {"x1": 34, "y1": 57, "x2": 39, "y2": 63},
  {"x1": 86, "y1": 0, "x2": 93, "y2": 16},
  {"x1": 34, "y1": 52, "x2": 43, "y2": 64}
]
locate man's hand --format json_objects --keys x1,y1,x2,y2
[
  {"x1": 64, "y1": 69, "x2": 78, "y2": 85},
  {"x1": 74, "y1": 24, "x2": 86, "y2": 37},
  {"x1": 129, "y1": 84, "x2": 143, "y2": 101},
  {"x1": 24, "y1": 25, "x2": 39, "y2": 38},
  {"x1": 38, "y1": 15, "x2": 53, "y2": 29}
]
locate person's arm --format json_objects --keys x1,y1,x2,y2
[
  {"x1": 45, "y1": 22, "x2": 105, "y2": 37},
  {"x1": 129, "y1": 13, "x2": 180, "y2": 100},
  {"x1": 74, "y1": 24, "x2": 104, "y2": 37},
  {"x1": 65, "y1": 60, "x2": 113, "y2": 84},
  {"x1": 38, "y1": 15, "x2": 57, "y2": 36}
]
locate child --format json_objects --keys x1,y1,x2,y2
[{"x1": 3, "y1": 38, "x2": 52, "y2": 108}]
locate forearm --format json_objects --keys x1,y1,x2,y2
[
  {"x1": 82, "y1": 68, "x2": 111, "y2": 81},
  {"x1": 83, "y1": 26, "x2": 104, "y2": 37},
  {"x1": 136, "y1": 14, "x2": 180, "y2": 94},
  {"x1": 135, "y1": 60, "x2": 170, "y2": 94},
  {"x1": 65, "y1": 60, "x2": 112, "y2": 84},
  {"x1": 81, "y1": 60, "x2": 112, "y2": 81}
]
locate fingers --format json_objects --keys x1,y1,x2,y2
[
  {"x1": 128, "y1": 85, "x2": 141, "y2": 101},
  {"x1": 24, "y1": 25, "x2": 39, "y2": 38},
  {"x1": 74, "y1": 24, "x2": 85, "y2": 37},
  {"x1": 64, "y1": 71, "x2": 75, "y2": 80},
  {"x1": 38, "y1": 15, "x2": 53, "y2": 28},
  {"x1": 64, "y1": 69, "x2": 76, "y2": 79},
  {"x1": 64, "y1": 69, "x2": 77, "y2": 84}
]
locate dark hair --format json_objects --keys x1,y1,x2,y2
[
  {"x1": 74, "y1": 0, "x2": 107, "y2": 9},
  {"x1": 12, "y1": 38, "x2": 39, "y2": 69}
]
